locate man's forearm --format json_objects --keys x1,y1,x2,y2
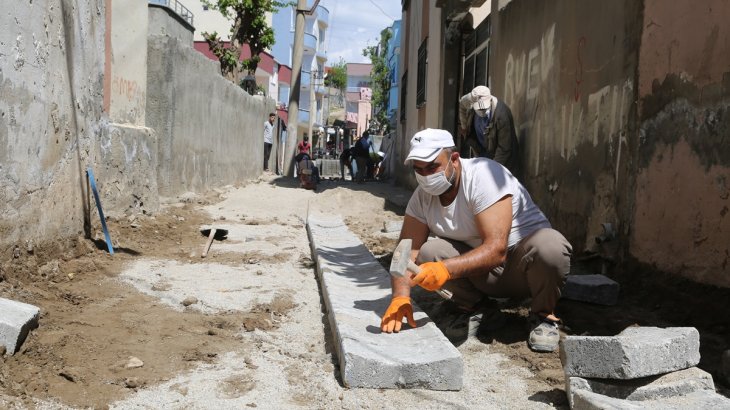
[{"x1": 442, "y1": 242, "x2": 507, "y2": 279}]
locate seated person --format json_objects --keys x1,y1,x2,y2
[
  {"x1": 296, "y1": 153, "x2": 319, "y2": 190},
  {"x1": 297, "y1": 134, "x2": 312, "y2": 157}
]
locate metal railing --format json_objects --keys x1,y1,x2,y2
[{"x1": 149, "y1": 0, "x2": 194, "y2": 26}]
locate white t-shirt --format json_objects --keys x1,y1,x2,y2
[
  {"x1": 263, "y1": 121, "x2": 274, "y2": 144},
  {"x1": 406, "y1": 157, "x2": 551, "y2": 249}
]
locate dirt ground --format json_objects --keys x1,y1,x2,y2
[{"x1": 0, "y1": 174, "x2": 728, "y2": 408}]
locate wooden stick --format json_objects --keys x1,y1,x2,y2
[{"x1": 201, "y1": 229, "x2": 217, "y2": 258}]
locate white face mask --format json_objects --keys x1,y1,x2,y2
[{"x1": 415, "y1": 159, "x2": 456, "y2": 196}]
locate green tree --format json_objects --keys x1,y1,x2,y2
[
  {"x1": 324, "y1": 58, "x2": 347, "y2": 107},
  {"x1": 202, "y1": 0, "x2": 289, "y2": 88},
  {"x1": 362, "y1": 27, "x2": 393, "y2": 132},
  {"x1": 325, "y1": 58, "x2": 347, "y2": 91}
]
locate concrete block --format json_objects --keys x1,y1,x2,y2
[
  {"x1": 307, "y1": 213, "x2": 463, "y2": 390},
  {"x1": 571, "y1": 388, "x2": 730, "y2": 410},
  {"x1": 0, "y1": 298, "x2": 40, "y2": 355},
  {"x1": 561, "y1": 327, "x2": 700, "y2": 379},
  {"x1": 562, "y1": 274, "x2": 619, "y2": 305},
  {"x1": 566, "y1": 367, "x2": 715, "y2": 408}
]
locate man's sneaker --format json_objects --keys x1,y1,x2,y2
[{"x1": 527, "y1": 315, "x2": 560, "y2": 352}]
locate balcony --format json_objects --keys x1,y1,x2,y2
[
  {"x1": 316, "y1": 5, "x2": 329, "y2": 27},
  {"x1": 303, "y1": 33, "x2": 317, "y2": 55},
  {"x1": 316, "y1": 45, "x2": 327, "y2": 60},
  {"x1": 300, "y1": 70, "x2": 311, "y2": 89}
]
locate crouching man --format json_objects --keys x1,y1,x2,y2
[{"x1": 380, "y1": 128, "x2": 572, "y2": 352}]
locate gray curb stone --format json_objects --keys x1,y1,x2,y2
[
  {"x1": 560, "y1": 327, "x2": 700, "y2": 379},
  {"x1": 307, "y1": 213, "x2": 463, "y2": 390},
  {"x1": 572, "y1": 388, "x2": 730, "y2": 409},
  {"x1": 566, "y1": 367, "x2": 715, "y2": 408},
  {"x1": 0, "y1": 297, "x2": 40, "y2": 355},
  {"x1": 562, "y1": 274, "x2": 620, "y2": 305}
]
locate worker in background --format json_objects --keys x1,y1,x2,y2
[{"x1": 458, "y1": 85, "x2": 521, "y2": 180}]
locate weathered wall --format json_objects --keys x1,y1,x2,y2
[
  {"x1": 108, "y1": 0, "x2": 148, "y2": 125},
  {"x1": 490, "y1": 0, "x2": 730, "y2": 288},
  {"x1": 632, "y1": 0, "x2": 730, "y2": 286},
  {"x1": 97, "y1": 123, "x2": 159, "y2": 214},
  {"x1": 148, "y1": 5, "x2": 194, "y2": 44},
  {"x1": 0, "y1": 0, "x2": 106, "y2": 247},
  {"x1": 100, "y1": 0, "x2": 160, "y2": 217},
  {"x1": 490, "y1": 0, "x2": 643, "y2": 256},
  {"x1": 147, "y1": 34, "x2": 274, "y2": 197},
  {"x1": 0, "y1": 0, "x2": 267, "y2": 252},
  {"x1": 395, "y1": 0, "x2": 443, "y2": 190}
]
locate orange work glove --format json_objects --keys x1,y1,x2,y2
[
  {"x1": 380, "y1": 296, "x2": 417, "y2": 333},
  {"x1": 411, "y1": 261, "x2": 450, "y2": 291}
]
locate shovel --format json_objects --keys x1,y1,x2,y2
[{"x1": 200, "y1": 226, "x2": 229, "y2": 258}]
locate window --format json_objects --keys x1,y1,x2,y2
[
  {"x1": 416, "y1": 38, "x2": 427, "y2": 107},
  {"x1": 202, "y1": 5, "x2": 209, "y2": 11},
  {"x1": 461, "y1": 17, "x2": 490, "y2": 95},
  {"x1": 400, "y1": 71, "x2": 407, "y2": 122}
]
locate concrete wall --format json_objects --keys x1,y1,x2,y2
[
  {"x1": 632, "y1": 0, "x2": 730, "y2": 286},
  {"x1": 396, "y1": 0, "x2": 443, "y2": 189},
  {"x1": 489, "y1": 0, "x2": 730, "y2": 287},
  {"x1": 147, "y1": 34, "x2": 274, "y2": 197},
  {"x1": 0, "y1": 0, "x2": 106, "y2": 246},
  {"x1": 0, "y1": 0, "x2": 273, "y2": 252},
  {"x1": 107, "y1": 0, "x2": 148, "y2": 125},
  {"x1": 490, "y1": 0, "x2": 642, "y2": 256},
  {"x1": 148, "y1": 5, "x2": 195, "y2": 44}
]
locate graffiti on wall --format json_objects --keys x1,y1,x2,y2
[
  {"x1": 504, "y1": 24, "x2": 555, "y2": 105},
  {"x1": 504, "y1": 24, "x2": 633, "y2": 179},
  {"x1": 111, "y1": 74, "x2": 146, "y2": 123},
  {"x1": 112, "y1": 75, "x2": 145, "y2": 103}
]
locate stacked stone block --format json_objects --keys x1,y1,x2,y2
[{"x1": 560, "y1": 327, "x2": 730, "y2": 408}]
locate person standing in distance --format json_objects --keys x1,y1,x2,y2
[{"x1": 263, "y1": 112, "x2": 275, "y2": 172}]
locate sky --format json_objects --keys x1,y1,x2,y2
[{"x1": 317, "y1": 0, "x2": 402, "y2": 65}]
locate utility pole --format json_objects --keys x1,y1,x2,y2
[
  {"x1": 283, "y1": 0, "x2": 306, "y2": 175},
  {"x1": 283, "y1": 0, "x2": 320, "y2": 176}
]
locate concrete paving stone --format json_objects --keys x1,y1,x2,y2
[
  {"x1": 571, "y1": 388, "x2": 730, "y2": 409},
  {"x1": 0, "y1": 297, "x2": 40, "y2": 355},
  {"x1": 307, "y1": 213, "x2": 463, "y2": 390},
  {"x1": 562, "y1": 274, "x2": 620, "y2": 305},
  {"x1": 566, "y1": 367, "x2": 715, "y2": 408},
  {"x1": 560, "y1": 327, "x2": 700, "y2": 379}
]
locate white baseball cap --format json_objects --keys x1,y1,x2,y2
[{"x1": 404, "y1": 128, "x2": 455, "y2": 164}]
